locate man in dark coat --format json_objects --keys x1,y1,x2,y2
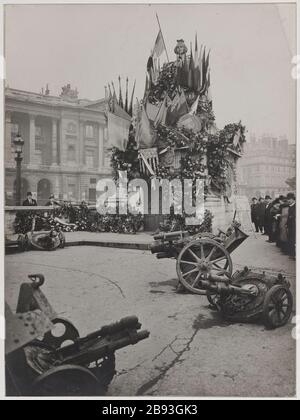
[
  {"x1": 264, "y1": 195, "x2": 272, "y2": 236},
  {"x1": 256, "y1": 198, "x2": 266, "y2": 233},
  {"x1": 250, "y1": 197, "x2": 259, "y2": 232},
  {"x1": 22, "y1": 192, "x2": 37, "y2": 206},
  {"x1": 267, "y1": 199, "x2": 281, "y2": 243},
  {"x1": 286, "y1": 193, "x2": 296, "y2": 258}
]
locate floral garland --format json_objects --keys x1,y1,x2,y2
[
  {"x1": 111, "y1": 58, "x2": 246, "y2": 208},
  {"x1": 147, "y1": 62, "x2": 178, "y2": 104},
  {"x1": 14, "y1": 204, "x2": 144, "y2": 235},
  {"x1": 111, "y1": 121, "x2": 246, "y2": 196}
]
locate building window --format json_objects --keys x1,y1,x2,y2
[
  {"x1": 67, "y1": 122, "x2": 77, "y2": 133},
  {"x1": 85, "y1": 124, "x2": 94, "y2": 138},
  {"x1": 68, "y1": 183, "x2": 76, "y2": 200},
  {"x1": 11, "y1": 123, "x2": 19, "y2": 137},
  {"x1": 67, "y1": 145, "x2": 76, "y2": 162},
  {"x1": 35, "y1": 125, "x2": 44, "y2": 151},
  {"x1": 85, "y1": 148, "x2": 96, "y2": 168},
  {"x1": 35, "y1": 125, "x2": 43, "y2": 138}
]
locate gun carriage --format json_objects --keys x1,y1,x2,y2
[
  {"x1": 151, "y1": 219, "x2": 293, "y2": 329},
  {"x1": 6, "y1": 274, "x2": 150, "y2": 396}
]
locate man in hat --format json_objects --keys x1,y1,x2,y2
[
  {"x1": 22, "y1": 192, "x2": 37, "y2": 206},
  {"x1": 286, "y1": 193, "x2": 296, "y2": 259},
  {"x1": 46, "y1": 194, "x2": 60, "y2": 206},
  {"x1": 256, "y1": 197, "x2": 266, "y2": 234},
  {"x1": 264, "y1": 195, "x2": 272, "y2": 236},
  {"x1": 250, "y1": 197, "x2": 259, "y2": 232}
]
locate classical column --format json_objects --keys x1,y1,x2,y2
[
  {"x1": 98, "y1": 125, "x2": 104, "y2": 170},
  {"x1": 52, "y1": 118, "x2": 58, "y2": 165},
  {"x1": 53, "y1": 176, "x2": 60, "y2": 198},
  {"x1": 29, "y1": 114, "x2": 36, "y2": 165},
  {"x1": 79, "y1": 121, "x2": 85, "y2": 167}
]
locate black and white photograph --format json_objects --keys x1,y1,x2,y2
[{"x1": 1, "y1": 1, "x2": 298, "y2": 400}]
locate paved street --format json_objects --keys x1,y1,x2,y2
[{"x1": 5, "y1": 233, "x2": 296, "y2": 398}]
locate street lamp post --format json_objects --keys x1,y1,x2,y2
[{"x1": 13, "y1": 133, "x2": 24, "y2": 206}]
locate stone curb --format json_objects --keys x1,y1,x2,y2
[{"x1": 65, "y1": 240, "x2": 151, "y2": 251}]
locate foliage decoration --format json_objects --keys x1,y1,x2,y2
[{"x1": 14, "y1": 204, "x2": 144, "y2": 235}]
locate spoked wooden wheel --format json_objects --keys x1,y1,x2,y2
[
  {"x1": 176, "y1": 239, "x2": 233, "y2": 295},
  {"x1": 262, "y1": 285, "x2": 293, "y2": 329}
]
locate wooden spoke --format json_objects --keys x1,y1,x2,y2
[
  {"x1": 180, "y1": 260, "x2": 198, "y2": 267},
  {"x1": 280, "y1": 308, "x2": 287, "y2": 317},
  {"x1": 212, "y1": 262, "x2": 223, "y2": 270},
  {"x1": 207, "y1": 246, "x2": 217, "y2": 261},
  {"x1": 276, "y1": 309, "x2": 283, "y2": 322},
  {"x1": 200, "y1": 244, "x2": 205, "y2": 259},
  {"x1": 210, "y1": 256, "x2": 227, "y2": 265},
  {"x1": 192, "y1": 272, "x2": 202, "y2": 287},
  {"x1": 187, "y1": 248, "x2": 200, "y2": 262},
  {"x1": 182, "y1": 268, "x2": 199, "y2": 278}
]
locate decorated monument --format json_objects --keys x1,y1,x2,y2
[{"x1": 110, "y1": 26, "x2": 246, "y2": 232}]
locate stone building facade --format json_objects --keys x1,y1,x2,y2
[
  {"x1": 237, "y1": 135, "x2": 296, "y2": 199},
  {"x1": 5, "y1": 86, "x2": 119, "y2": 205}
]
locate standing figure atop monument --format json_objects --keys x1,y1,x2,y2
[{"x1": 174, "y1": 39, "x2": 188, "y2": 67}]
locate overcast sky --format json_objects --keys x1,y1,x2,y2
[{"x1": 4, "y1": 3, "x2": 296, "y2": 143}]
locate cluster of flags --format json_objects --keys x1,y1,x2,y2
[
  {"x1": 146, "y1": 32, "x2": 211, "y2": 99},
  {"x1": 176, "y1": 35, "x2": 211, "y2": 95},
  {"x1": 110, "y1": 28, "x2": 213, "y2": 152},
  {"x1": 136, "y1": 89, "x2": 203, "y2": 149},
  {"x1": 106, "y1": 77, "x2": 136, "y2": 117},
  {"x1": 106, "y1": 77, "x2": 136, "y2": 152}
]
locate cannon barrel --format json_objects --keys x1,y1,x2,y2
[
  {"x1": 83, "y1": 316, "x2": 141, "y2": 341},
  {"x1": 63, "y1": 316, "x2": 141, "y2": 347},
  {"x1": 153, "y1": 231, "x2": 188, "y2": 242},
  {"x1": 58, "y1": 329, "x2": 150, "y2": 366},
  {"x1": 150, "y1": 242, "x2": 172, "y2": 254}
]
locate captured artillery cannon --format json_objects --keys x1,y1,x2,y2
[
  {"x1": 6, "y1": 274, "x2": 150, "y2": 396},
  {"x1": 151, "y1": 218, "x2": 293, "y2": 329},
  {"x1": 17, "y1": 216, "x2": 66, "y2": 251}
]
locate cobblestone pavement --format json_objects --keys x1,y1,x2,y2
[{"x1": 5, "y1": 233, "x2": 296, "y2": 397}]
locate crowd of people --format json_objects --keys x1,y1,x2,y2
[{"x1": 251, "y1": 193, "x2": 296, "y2": 259}]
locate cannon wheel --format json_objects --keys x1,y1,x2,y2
[
  {"x1": 31, "y1": 365, "x2": 101, "y2": 396},
  {"x1": 176, "y1": 238, "x2": 233, "y2": 295},
  {"x1": 262, "y1": 285, "x2": 293, "y2": 330},
  {"x1": 42, "y1": 318, "x2": 80, "y2": 349}
]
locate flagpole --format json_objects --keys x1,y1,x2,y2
[{"x1": 156, "y1": 13, "x2": 169, "y2": 63}]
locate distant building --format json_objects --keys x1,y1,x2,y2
[
  {"x1": 237, "y1": 135, "x2": 296, "y2": 199},
  {"x1": 5, "y1": 85, "x2": 130, "y2": 205}
]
